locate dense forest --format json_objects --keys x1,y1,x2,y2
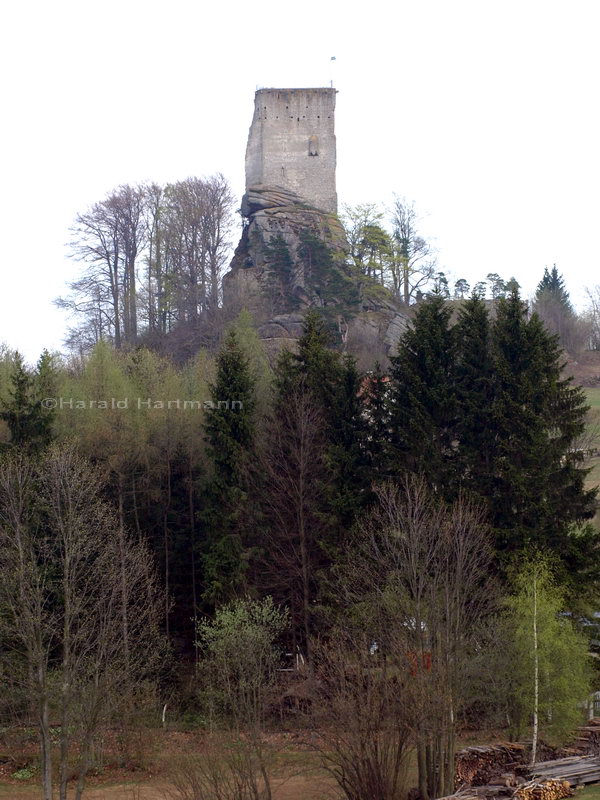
[{"x1": 2, "y1": 179, "x2": 600, "y2": 800}]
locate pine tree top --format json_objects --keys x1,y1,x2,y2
[{"x1": 535, "y1": 265, "x2": 572, "y2": 311}]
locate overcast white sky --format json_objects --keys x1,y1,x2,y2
[{"x1": 1, "y1": 0, "x2": 599, "y2": 361}]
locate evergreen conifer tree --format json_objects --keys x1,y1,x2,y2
[
  {"x1": 0, "y1": 352, "x2": 55, "y2": 451},
  {"x1": 253, "y1": 311, "x2": 370, "y2": 647},
  {"x1": 326, "y1": 354, "x2": 371, "y2": 540},
  {"x1": 535, "y1": 265, "x2": 572, "y2": 312},
  {"x1": 386, "y1": 294, "x2": 457, "y2": 489},
  {"x1": 285, "y1": 311, "x2": 370, "y2": 533},
  {"x1": 533, "y1": 265, "x2": 580, "y2": 351},
  {"x1": 291, "y1": 309, "x2": 341, "y2": 406},
  {"x1": 362, "y1": 361, "x2": 390, "y2": 481},
  {"x1": 489, "y1": 289, "x2": 596, "y2": 559},
  {"x1": 202, "y1": 330, "x2": 256, "y2": 604},
  {"x1": 261, "y1": 234, "x2": 297, "y2": 312},
  {"x1": 454, "y1": 294, "x2": 495, "y2": 494}
]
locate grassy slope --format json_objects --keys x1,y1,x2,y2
[
  {"x1": 586, "y1": 389, "x2": 600, "y2": 409},
  {"x1": 584, "y1": 390, "x2": 600, "y2": 501}
]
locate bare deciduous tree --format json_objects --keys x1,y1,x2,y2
[
  {"x1": 313, "y1": 624, "x2": 414, "y2": 800},
  {"x1": 60, "y1": 184, "x2": 147, "y2": 350},
  {"x1": 166, "y1": 739, "x2": 275, "y2": 800},
  {"x1": 582, "y1": 285, "x2": 600, "y2": 351},
  {"x1": 58, "y1": 175, "x2": 235, "y2": 352},
  {"x1": 0, "y1": 444, "x2": 165, "y2": 800},
  {"x1": 390, "y1": 197, "x2": 437, "y2": 304},
  {"x1": 337, "y1": 477, "x2": 494, "y2": 800}
]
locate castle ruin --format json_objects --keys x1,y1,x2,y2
[
  {"x1": 245, "y1": 88, "x2": 337, "y2": 214},
  {"x1": 223, "y1": 86, "x2": 408, "y2": 361}
]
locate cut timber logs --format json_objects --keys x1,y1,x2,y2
[
  {"x1": 572, "y1": 722, "x2": 600, "y2": 755},
  {"x1": 514, "y1": 780, "x2": 573, "y2": 800},
  {"x1": 456, "y1": 744, "x2": 527, "y2": 787},
  {"x1": 437, "y1": 779, "x2": 573, "y2": 800},
  {"x1": 529, "y1": 755, "x2": 600, "y2": 786}
]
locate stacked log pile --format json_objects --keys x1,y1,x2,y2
[
  {"x1": 572, "y1": 722, "x2": 600, "y2": 755},
  {"x1": 455, "y1": 744, "x2": 528, "y2": 787},
  {"x1": 438, "y1": 723, "x2": 600, "y2": 800},
  {"x1": 529, "y1": 755, "x2": 600, "y2": 786},
  {"x1": 514, "y1": 780, "x2": 574, "y2": 800},
  {"x1": 437, "y1": 780, "x2": 573, "y2": 800},
  {"x1": 437, "y1": 786, "x2": 514, "y2": 800},
  {"x1": 438, "y1": 778, "x2": 573, "y2": 800}
]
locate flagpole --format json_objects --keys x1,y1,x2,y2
[{"x1": 330, "y1": 56, "x2": 336, "y2": 88}]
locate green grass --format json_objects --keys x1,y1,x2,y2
[
  {"x1": 577, "y1": 784, "x2": 600, "y2": 800},
  {"x1": 586, "y1": 389, "x2": 600, "y2": 409}
]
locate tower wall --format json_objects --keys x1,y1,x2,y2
[{"x1": 245, "y1": 88, "x2": 337, "y2": 214}]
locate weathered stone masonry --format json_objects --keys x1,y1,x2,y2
[{"x1": 245, "y1": 88, "x2": 337, "y2": 214}]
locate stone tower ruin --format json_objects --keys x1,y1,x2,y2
[
  {"x1": 245, "y1": 87, "x2": 337, "y2": 214},
  {"x1": 223, "y1": 86, "x2": 408, "y2": 360}
]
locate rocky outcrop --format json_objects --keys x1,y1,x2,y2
[
  {"x1": 223, "y1": 184, "x2": 409, "y2": 361},
  {"x1": 223, "y1": 184, "x2": 351, "y2": 315}
]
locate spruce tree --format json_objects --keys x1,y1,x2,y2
[
  {"x1": 381, "y1": 287, "x2": 596, "y2": 579},
  {"x1": 286, "y1": 311, "x2": 370, "y2": 533},
  {"x1": 535, "y1": 265, "x2": 572, "y2": 312},
  {"x1": 291, "y1": 308, "x2": 341, "y2": 406},
  {"x1": 33, "y1": 350, "x2": 58, "y2": 446},
  {"x1": 202, "y1": 330, "x2": 256, "y2": 604},
  {"x1": 254, "y1": 311, "x2": 370, "y2": 647},
  {"x1": 489, "y1": 289, "x2": 596, "y2": 560},
  {"x1": 362, "y1": 361, "x2": 390, "y2": 482},
  {"x1": 454, "y1": 294, "x2": 495, "y2": 494},
  {"x1": 326, "y1": 355, "x2": 371, "y2": 542},
  {"x1": 252, "y1": 369, "x2": 327, "y2": 658},
  {"x1": 386, "y1": 294, "x2": 457, "y2": 490},
  {"x1": 0, "y1": 352, "x2": 55, "y2": 451},
  {"x1": 533, "y1": 265, "x2": 578, "y2": 351}
]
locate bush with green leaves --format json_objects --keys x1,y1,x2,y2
[
  {"x1": 12, "y1": 765, "x2": 36, "y2": 781},
  {"x1": 197, "y1": 597, "x2": 288, "y2": 729}
]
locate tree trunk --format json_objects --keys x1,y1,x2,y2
[
  {"x1": 164, "y1": 463, "x2": 172, "y2": 638},
  {"x1": 38, "y1": 683, "x2": 53, "y2": 800},
  {"x1": 417, "y1": 739, "x2": 429, "y2": 800},
  {"x1": 445, "y1": 699, "x2": 456, "y2": 796},
  {"x1": 531, "y1": 574, "x2": 539, "y2": 767},
  {"x1": 188, "y1": 457, "x2": 199, "y2": 669},
  {"x1": 74, "y1": 708, "x2": 99, "y2": 800},
  {"x1": 299, "y1": 516, "x2": 311, "y2": 667},
  {"x1": 118, "y1": 474, "x2": 130, "y2": 663},
  {"x1": 131, "y1": 472, "x2": 141, "y2": 537}
]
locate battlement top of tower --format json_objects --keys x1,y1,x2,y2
[{"x1": 255, "y1": 87, "x2": 336, "y2": 95}]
